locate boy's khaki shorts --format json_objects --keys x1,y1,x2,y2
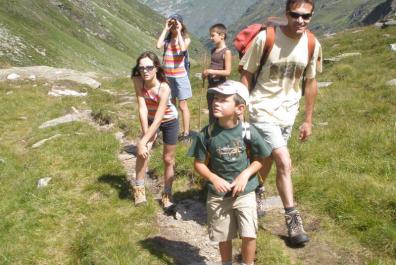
[{"x1": 207, "y1": 191, "x2": 258, "y2": 242}]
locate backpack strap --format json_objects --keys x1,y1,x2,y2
[
  {"x1": 251, "y1": 26, "x2": 276, "y2": 92},
  {"x1": 241, "y1": 122, "x2": 251, "y2": 141},
  {"x1": 302, "y1": 30, "x2": 316, "y2": 96},
  {"x1": 204, "y1": 123, "x2": 215, "y2": 166}
]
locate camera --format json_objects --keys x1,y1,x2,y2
[{"x1": 168, "y1": 19, "x2": 177, "y2": 28}]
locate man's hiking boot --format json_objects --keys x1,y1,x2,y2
[
  {"x1": 133, "y1": 185, "x2": 147, "y2": 206},
  {"x1": 285, "y1": 209, "x2": 309, "y2": 245},
  {"x1": 256, "y1": 185, "x2": 266, "y2": 218},
  {"x1": 161, "y1": 192, "x2": 175, "y2": 213}
]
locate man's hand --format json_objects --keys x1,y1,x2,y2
[
  {"x1": 212, "y1": 175, "x2": 233, "y2": 194},
  {"x1": 299, "y1": 122, "x2": 312, "y2": 141},
  {"x1": 230, "y1": 171, "x2": 250, "y2": 197}
]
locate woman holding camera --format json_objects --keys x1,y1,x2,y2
[
  {"x1": 156, "y1": 14, "x2": 192, "y2": 142},
  {"x1": 131, "y1": 51, "x2": 179, "y2": 211}
]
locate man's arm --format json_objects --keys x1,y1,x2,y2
[
  {"x1": 299, "y1": 78, "x2": 318, "y2": 141},
  {"x1": 240, "y1": 69, "x2": 253, "y2": 91}
]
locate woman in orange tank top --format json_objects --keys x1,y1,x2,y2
[{"x1": 131, "y1": 51, "x2": 179, "y2": 211}]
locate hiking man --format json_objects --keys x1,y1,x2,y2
[{"x1": 239, "y1": 0, "x2": 322, "y2": 245}]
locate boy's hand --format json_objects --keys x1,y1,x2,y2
[
  {"x1": 230, "y1": 171, "x2": 250, "y2": 197},
  {"x1": 202, "y1": 69, "x2": 210, "y2": 78},
  {"x1": 212, "y1": 175, "x2": 232, "y2": 194}
]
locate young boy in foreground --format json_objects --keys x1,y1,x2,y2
[{"x1": 188, "y1": 80, "x2": 271, "y2": 265}]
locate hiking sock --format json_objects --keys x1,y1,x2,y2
[
  {"x1": 163, "y1": 185, "x2": 172, "y2": 195},
  {"x1": 134, "y1": 179, "x2": 145, "y2": 187},
  {"x1": 285, "y1": 207, "x2": 296, "y2": 214}
]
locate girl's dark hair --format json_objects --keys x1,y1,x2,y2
[
  {"x1": 286, "y1": 0, "x2": 315, "y2": 12},
  {"x1": 131, "y1": 51, "x2": 167, "y2": 83}
]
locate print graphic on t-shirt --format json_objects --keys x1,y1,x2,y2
[
  {"x1": 269, "y1": 62, "x2": 305, "y2": 84},
  {"x1": 215, "y1": 140, "x2": 244, "y2": 161}
]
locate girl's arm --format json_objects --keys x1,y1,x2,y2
[
  {"x1": 139, "y1": 83, "x2": 170, "y2": 145},
  {"x1": 156, "y1": 20, "x2": 171, "y2": 49},
  {"x1": 133, "y1": 77, "x2": 149, "y2": 134},
  {"x1": 204, "y1": 49, "x2": 232, "y2": 77}
]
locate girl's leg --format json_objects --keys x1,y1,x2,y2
[
  {"x1": 241, "y1": 237, "x2": 256, "y2": 265},
  {"x1": 161, "y1": 143, "x2": 177, "y2": 208},
  {"x1": 178, "y1": 99, "x2": 190, "y2": 136},
  {"x1": 219, "y1": 240, "x2": 232, "y2": 263},
  {"x1": 133, "y1": 155, "x2": 149, "y2": 205}
]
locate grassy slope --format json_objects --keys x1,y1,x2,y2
[
  {"x1": 0, "y1": 0, "x2": 204, "y2": 74},
  {"x1": 0, "y1": 16, "x2": 395, "y2": 265}
]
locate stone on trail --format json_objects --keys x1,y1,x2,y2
[
  {"x1": 390, "y1": 43, "x2": 396, "y2": 52},
  {"x1": 7, "y1": 73, "x2": 20, "y2": 80},
  {"x1": 37, "y1": 177, "x2": 52, "y2": 188}
]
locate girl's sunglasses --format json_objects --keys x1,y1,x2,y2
[
  {"x1": 138, "y1": 66, "x2": 155, "y2": 72},
  {"x1": 288, "y1": 11, "x2": 313, "y2": 20}
]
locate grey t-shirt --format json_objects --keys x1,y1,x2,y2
[{"x1": 188, "y1": 121, "x2": 271, "y2": 196}]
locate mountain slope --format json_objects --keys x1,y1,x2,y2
[
  {"x1": 138, "y1": 0, "x2": 257, "y2": 38},
  {"x1": 0, "y1": 0, "x2": 204, "y2": 74},
  {"x1": 229, "y1": 0, "x2": 395, "y2": 37}
]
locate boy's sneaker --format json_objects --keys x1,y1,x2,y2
[
  {"x1": 161, "y1": 192, "x2": 174, "y2": 211},
  {"x1": 256, "y1": 185, "x2": 266, "y2": 218},
  {"x1": 133, "y1": 185, "x2": 147, "y2": 206},
  {"x1": 285, "y1": 209, "x2": 309, "y2": 245}
]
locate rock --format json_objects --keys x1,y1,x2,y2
[
  {"x1": 324, "y1": 52, "x2": 361, "y2": 62},
  {"x1": 37, "y1": 177, "x2": 52, "y2": 188},
  {"x1": 384, "y1": 20, "x2": 396, "y2": 26},
  {"x1": 48, "y1": 88, "x2": 87, "y2": 97},
  {"x1": 0, "y1": 66, "x2": 101, "y2": 89},
  {"x1": 261, "y1": 196, "x2": 284, "y2": 211},
  {"x1": 7, "y1": 73, "x2": 20, "y2": 80},
  {"x1": 0, "y1": 158, "x2": 5, "y2": 164},
  {"x1": 194, "y1": 73, "x2": 203, "y2": 80},
  {"x1": 383, "y1": 34, "x2": 391, "y2": 38},
  {"x1": 28, "y1": 74, "x2": 36, "y2": 80},
  {"x1": 390, "y1": 44, "x2": 396, "y2": 52},
  {"x1": 6, "y1": 91, "x2": 13, "y2": 95},
  {"x1": 375, "y1": 22, "x2": 384, "y2": 28},
  {"x1": 18, "y1": 116, "x2": 28, "y2": 120},
  {"x1": 318, "y1": 82, "x2": 333, "y2": 88},
  {"x1": 114, "y1": 131, "x2": 124, "y2": 143},
  {"x1": 387, "y1": 79, "x2": 396, "y2": 86},
  {"x1": 317, "y1": 122, "x2": 329, "y2": 127},
  {"x1": 351, "y1": 30, "x2": 363, "y2": 34},
  {"x1": 32, "y1": 134, "x2": 62, "y2": 148},
  {"x1": 39, "y1": 109, "x2": 92, "y2": 128}
]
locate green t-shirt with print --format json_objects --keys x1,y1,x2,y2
[{"x1": 188, "y1": 121, "x2": 271, "y2": 197}]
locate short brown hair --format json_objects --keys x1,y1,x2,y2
[
  {"x1": 209, "y1": 23, "x2": 227, "y2": 40},
  {"x1": 286, "y1": 0, "x2": 315, "y2": 12}
]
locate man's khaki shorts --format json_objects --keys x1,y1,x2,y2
[{"x1": 207, "y1": 191, "x2": 258, "y2": 242}]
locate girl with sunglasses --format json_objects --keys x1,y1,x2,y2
[{"x1": 131, "y1": 51, "x2": 179, "y2": 211}]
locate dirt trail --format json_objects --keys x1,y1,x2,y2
[{"x1": 118, "y1": 139, "x2": 366, "y2": 265}]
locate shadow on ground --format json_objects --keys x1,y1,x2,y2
[
  {"x1": 98, "y1": 174, "x2": 131, "y2": 200},
  {"x1": 140, "y1": 236, "x2": 207, "y2": 265}
]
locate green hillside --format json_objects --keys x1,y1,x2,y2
[
  {"x1": 0, "y1": 0, "x2": 204, "y2": 74},
  {"x1": 229, "y1": 0, "x2": 394, "y2": 37}
]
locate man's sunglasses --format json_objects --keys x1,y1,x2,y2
[
  {"x1": 138, "y1": 66, "x2": 155, "y2": 72},
  {"x1": 288, "y1": 11, "x2": 313, "y2": 20}
]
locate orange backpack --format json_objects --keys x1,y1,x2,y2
[{"x1": 234, "y1": 20, "x2": 316, "y2": 94}]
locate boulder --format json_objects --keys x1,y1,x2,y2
[
  {"x1": 7, "y1": 73, "x2": 20, "y2": 80},
  {"x1": 387, "y1": 79, "x2": 396, "y2": 86}
]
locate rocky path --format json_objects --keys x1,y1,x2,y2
[{"x1": 117, "y1": 138, "x2": 367, "y2": 265}]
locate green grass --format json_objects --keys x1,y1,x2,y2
[{"x1": 0, "y1": 24, "x2": 395, "y2": 264}]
